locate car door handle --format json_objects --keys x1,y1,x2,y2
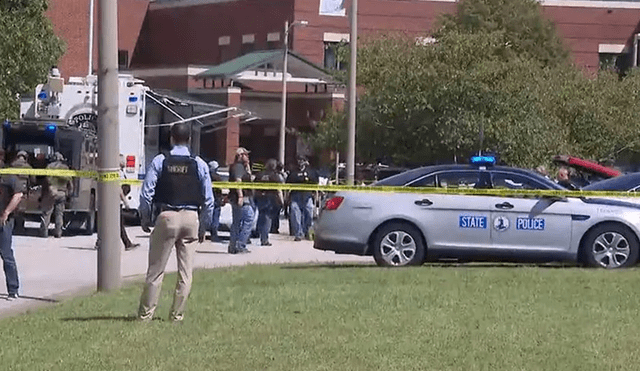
[
  {"x1": 495, "y1": 202, "x2": 514, "y2": 209},
  {"x1": 414, "y1": 199, "x2": 433, "y2": 206}
]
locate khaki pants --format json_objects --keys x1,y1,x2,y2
[{"x1": 138, "y1": 209, "x2": 199, "y2": 321}]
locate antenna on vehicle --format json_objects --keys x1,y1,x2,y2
[{"x1": 478, "y1": 121, "x2": 484, "y2": 156}]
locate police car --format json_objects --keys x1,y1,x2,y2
[{"x1": 313, "y1": 156, "x2": 640, "y2": 269}]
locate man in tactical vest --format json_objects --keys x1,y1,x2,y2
[
  {"x1": 286, "y1": 155, "x2": 318, "y2": 241},
  {"x1": 40, "y1": 152, "x2": 72, "y2": 238},
  {"x1": 137, "y1": 123, "x2": 213, "y2": 322},
  {"x1": 254, "y1": 159, "x2": 284, "y2": 246}
]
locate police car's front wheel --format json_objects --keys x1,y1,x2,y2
[
  {"x1": 372, "y1": 222, "x2": 425, "y2": 267},
  {"x1": 582, "y1": 223, "x2": 639, "y2": 269}
]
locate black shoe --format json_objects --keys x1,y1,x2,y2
[
  {"x1": 294, "y1": 236, "x2": 302, "y2": 241},
  {"x1": 238, "y1": 248, "x2": 251, "y2": 254},
  {"x1": 7, "y1": 293, "x2": 18, "y2": 301},
  {"x1": 125, "y1": 243, "x2": 140, "y2": 251},
  {"x1": 261, "y1": 242, "x2": 272, "y2": 246}
]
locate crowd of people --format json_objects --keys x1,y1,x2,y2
[
  {"x1": 211, "y1": 147, "x2": 320, "y2": 254},
  {"x1": 135, "y1": 123, "x2": 322, "y2": 321},
  {"x1": 0, "y1": 122, "x2": 325, "y2": 321},
  {"x1": 0, "y1": 148, "x2": 77, "y2": 301}
]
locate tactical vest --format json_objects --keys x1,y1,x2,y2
[{"x1": 153, "y1": 155, "x2": 203, "y2": 207}]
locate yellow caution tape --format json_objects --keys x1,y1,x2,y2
[
  {"x1": 0, "y1": 167, "x2": 638, "y2": 198},
  {"x1": 0, "y1": 168, "x2": 120, "y2": 182},
  {"x1": 209, "y1": 182, "x2": 640, "y2": 198},
  {"x1": 97, "y1": 171, "x2": 121, "y2": 182}
]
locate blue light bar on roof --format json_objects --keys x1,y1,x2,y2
[
  {"x1": 129, "y1": 96, "x2": 138, "y2": 103},
  {"x1": 38, "y1": 91, "x2": 48, "y2": 100},
  {"x1": 470, "y1": 155, "x2": 496, "y2": 166},
  {"x1": 45, "y1": 124, "x2": 56, "y2": 132}
]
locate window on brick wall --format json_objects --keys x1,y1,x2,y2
[
  {"x1": 267, "y1": 32, "x2": 281, "y2": 50},
  {"x1": 241, "y1": 42, "x2": 255, "y2": 55},
  {"x1": 324, "y1": 42, "x2": 347, "y2": 70},
  {"x1": 599, "y1": 53, "x2": 619, "y2": 71},
  {"x1": 219, "y1": 45, "x2": 234, "y2": 64},
  {"x1": 599, "y1": 52, "x2": 631, "y2": 75}
]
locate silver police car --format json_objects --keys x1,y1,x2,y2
[{"x1": 314, "y1": 157, "x2": 640, "y2": 269}]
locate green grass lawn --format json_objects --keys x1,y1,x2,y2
[{"x1": 3, "y1": 263, "x2": 640, "y2": 371}]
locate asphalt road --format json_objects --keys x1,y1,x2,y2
[{"x1": 0, "y1": 220, "x2": 371, "y2": 318}]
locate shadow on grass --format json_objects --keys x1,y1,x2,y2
[
  {"x1": 281, "y1": 263, "x2": 375, "y2": 270},
  {"x1": 61, "y1": 315, "x2": 152, "y2": 322},
  {"x1": 423, "y1": 262, "x2": 581, "y2": 269},
  {"x1": 0, "y1": 294, "x2": 58, "y2": 303},
  {"x1": 280, "y1": 262, "x2": 582, "y2": 270}
]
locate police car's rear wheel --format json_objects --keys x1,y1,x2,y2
[
  {"x1": 583, "y1": 223, "x2": 639, "y2": 269},
  {"x1": 373, "y1": 222, "x2": 425, "y2": 267}
]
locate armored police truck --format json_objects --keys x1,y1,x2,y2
[{"x1": 1, "y1": 119, "x2": 98, "y2": 234}]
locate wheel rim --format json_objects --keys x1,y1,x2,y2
[
  {"x1": 379, "y1": 230, "x2": 417, "y2": 266},
  {"x1": 591, "y1": 231, "x2": 630, "y2": 269}
]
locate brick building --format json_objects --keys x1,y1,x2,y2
[{"x1": 45, "y1": 0, "x2": 640, "y2": 165}]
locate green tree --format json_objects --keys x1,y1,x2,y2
[
  {"x1": 436, "y1": 0, "x2": 569, "y2": 67},
  {"x1": 0, "y1": 0, "x2": 65, "y2": 120},
  {"x1": 309, "y1": 0, "x2": 640, "y2": 169}
]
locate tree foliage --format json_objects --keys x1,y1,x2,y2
[
  {"x1": 0, "y1": 0, "x2": 65, "y2": 120},
  {"x1": 435, "y1": 0, "x2": 569, "y2": 67},
  {"x1": 309, "y1": 0, "x2": 640, "y2": 169}
]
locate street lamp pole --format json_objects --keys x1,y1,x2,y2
[
  {"x1": 278, "y1": 20, "x2": 290, "y2": 166},
  {"x1": 346, "y1": 0, "x2": 358, "y2": 185},
  {"x1": 279, "y1": 20, "x2": 308, "y2": 166}
]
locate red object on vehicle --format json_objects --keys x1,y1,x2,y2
[
  {"x1": 126, "y1": 155, "x2": 135, "y2": 169},
  {"x1": 324, "y1": 196, "x2": 344, "y2": 210},
  {"x1": 553, "y1": 155, "x2": 620, "y2": 178}
]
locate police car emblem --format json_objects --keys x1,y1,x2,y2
[{"x1": 493, "y1": 216, "x2": 509, "y2": 232}]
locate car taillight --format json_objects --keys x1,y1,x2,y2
[
  {"x1": 126, "y1": 155, "x2": 135, "y2": 170},
  {"x1": 324, "y1": 196, "x2": 344, "y2": 210}
]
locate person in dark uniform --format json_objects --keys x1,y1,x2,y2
[
  {"x1": 0, "y1": 172, "x2": 26, "y2": 300},
  {"x1": 254, "y1": 159, "x2": 284, "y2": 246},
  {"x1": 286, "y1": 155, "x2": 318, "y2": 241},
  {"x1": 137, "y1": 123, "x2": 213, "y2": 322},
  {"x1": 40, "y1": 152, "x2": 72, "y2": 238},
  {"x1": 270, "y1": 161, "x2": 286, "y2": 234}
]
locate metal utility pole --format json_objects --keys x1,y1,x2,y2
[
  {"x1": 97, "y1": 0, "x2": 121, "y2": 291},
  {"x1": 279, "y1": 20, "x2": 308, "y2": 167},
  {"x1": 278, "y1": 20, "x2": 290, "y2": 167},
  {"x1": 346, "y1": 0, "x2": 358, "y2": 185},
  {"x1": 88, "y1": 0, "x2": 95, "y2": 75}
]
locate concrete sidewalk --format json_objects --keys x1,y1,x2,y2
[{"x1": 0, "y1": 221, "x2": 371, "y2": 318}]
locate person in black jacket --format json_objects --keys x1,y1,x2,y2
[
  {"x1": 286, "y1": 156, "x2": 318, "y2": 241},
  {"x1": 254, "y1": 159, "x2": 284, "y2": 246}
]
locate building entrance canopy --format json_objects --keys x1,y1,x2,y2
[
  {"x1": 197, "y1": 50, "x2": 337, "y2": 85},
  {"x1": 146, "y1": 89, "x2": 258, "y2": 133}
]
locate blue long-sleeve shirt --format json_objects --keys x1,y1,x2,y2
[{"x1": 139, "y1": 145, "x2": 214, "y2": 232}]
